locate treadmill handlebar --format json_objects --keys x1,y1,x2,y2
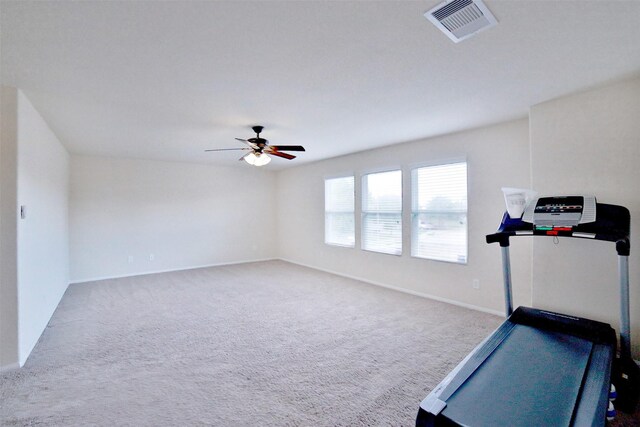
[{"x1": 486, "y1": 203, "x2": 630, "y2": 256}]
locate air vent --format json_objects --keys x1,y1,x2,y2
[{"x1": 425, "y1": 0, "x2": 497, "y2": 43}]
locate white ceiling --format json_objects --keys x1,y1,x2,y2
[{"x1": 2, "y1": 1, "x2": 640, "y2": 169}]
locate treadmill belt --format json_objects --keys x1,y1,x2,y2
[{"x1": 441, "y1": 324, "x2": 593, "y2": 426}]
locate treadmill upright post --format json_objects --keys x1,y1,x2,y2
[
  {"x1": 619, "y1": 255, "x2": 631, "y2": 358},
  {"x1": 501, "y1": 245, "x2": 514, "y2": 317}
]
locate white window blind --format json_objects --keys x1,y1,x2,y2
[
  {"x1": 325, "y1": 176, "x2": 355, "y2": 247},
  {"x1": 362, "y1": 170, "x2": 402, "y2": 255},
  {"x1": 411, "y1": 162, "x2": 467, "y2": 263}
]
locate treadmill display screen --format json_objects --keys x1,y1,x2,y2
[
  {"x1": 535, "y1": 196, "x2": 584, "y2": 214},
  {"x1": 533, "y1": 196, "x2": 584, "y2": 227}
]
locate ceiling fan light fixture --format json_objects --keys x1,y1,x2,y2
[
  {"x1": 243, "y1": 152, "x2": 258, "y2": 165},
  {"x1": 253, "y1": 153, "x2": 271, "y2": 166}
]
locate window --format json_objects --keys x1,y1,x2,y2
[
  {"x1": 325, "y1": 176, "x2": 355, "y2": 247},
  {"x1": 362, "y1": 170, "x2": 402, "y2": 255},
  {"x1": 411, "y1": 162, "x2": 467, "y2": 263}
]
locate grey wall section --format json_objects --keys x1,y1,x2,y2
[
  {"x1": 276, "y1": 119, "x2": 532, "y2": 315},
  {"x1": 530, "y1": 76, "x2": 640, "y2": 359},
  {"x1": 16, "y1": 90, "x2": 70, "y2": 365},
  {"x1": 69, "y1": 155, "x2": 278, "y2": 283},
  {"x1": 0, "y1": 87, "x2": 70, "y2": 369},
  {"x1": 1, "y1": 86, "x2": 20, "y2": 369}
]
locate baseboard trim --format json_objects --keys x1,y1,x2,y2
[
  {"x1": 0, "y1": 362, "x2": 20, "y2": 373},
  {"x1": 70, "y1": 258, "x2": 278, "y2": 284},
  {"x1": 279, "y1": 258, "x2": 504, "y2": 317}
]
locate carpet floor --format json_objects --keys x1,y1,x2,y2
[{"x1": 2, "y1": 260, "x2": 637, "y2": 426}]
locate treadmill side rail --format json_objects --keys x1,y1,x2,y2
[
  {"x1": 572, "y1": 343, "x2": 615, "y2": 427},
  {"x1": 420, "y1": 394, "x2": 447, "y2": 417}
]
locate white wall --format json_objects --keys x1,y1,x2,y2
[
  {"x1": 16, "y1": 90, "x2": 70, "y2": 365},
  {"x1": 70, "y1": 155, "x2": 278, "y2": 282},
  {"x1": 530, "y1": 76, "x2": 640, "y2": 358},
  {"x1": 276, "y1": 119, "x2": 532, "y2": 315},
  {"x1": 1, "y1": 86, "x2": 20, "y2": 369},
  {"x1": 1, "y1": 87, "x2": 70, "y2": 369}
]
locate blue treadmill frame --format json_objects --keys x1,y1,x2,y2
[{"x1": 416, "y1": 202, "x2": 639, "y2": 426}]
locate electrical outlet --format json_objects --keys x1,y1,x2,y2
[
  {"x1": 128, "y1": 255, "x2": 134, "y2": 264},
  {"x1": 149, "y1": 254, "x2": 154, "y2": 261},
  {"x1": 472, "y1": 279, "x2": 480, "y2": 289}
]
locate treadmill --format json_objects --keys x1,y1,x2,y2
[{"x1": 416, "y1": 197, "x2": 639, "y2": 426}]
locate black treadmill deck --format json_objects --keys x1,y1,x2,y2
[{"x1": 417, "y1": 307, "x2": 616, "y2": 427}]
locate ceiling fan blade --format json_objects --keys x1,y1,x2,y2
[
  {"x1": 269, "y1": 145, "x2": 305, "y2": 152},
  {"x1": 205, "y1": 148, "x2": 250, "y2": 152},
  {"x1": 236, "y1": 138, "x2": 258, "y2": 148},
  {"x1": 266, "y1": 150, "x2": 296, "y2": 160},
  {"x1": 239, "y1": 153, "x2": 251, "y2": 161}
]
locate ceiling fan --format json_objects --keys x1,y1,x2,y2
[{"x1": 205, "y1": 126, "x2": 305, "y2": 166}]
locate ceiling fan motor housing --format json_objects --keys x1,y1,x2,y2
[
  {"x1": 248, "y1": 137, "x2": 268, "y2": 149},
  {"x1": 250, "y1": 126, "x2": 267, "y2": 149}
]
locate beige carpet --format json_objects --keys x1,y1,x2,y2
[{"x1": 2, "y1": 260, "x2": 636, "y2": 426}]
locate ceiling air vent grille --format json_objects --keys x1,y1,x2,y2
[{"x1": 425, "y1": 0, "x2": 497, "y2": 43}]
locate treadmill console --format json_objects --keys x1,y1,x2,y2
[{"x1": 522, "y1": 195, "x2": 596, "y2": 228}]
